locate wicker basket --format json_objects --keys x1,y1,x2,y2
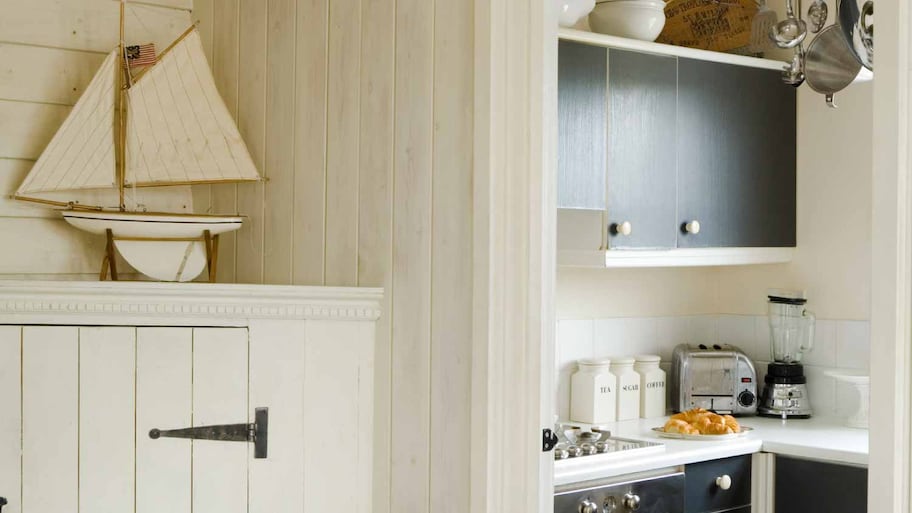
[{"x1": 656, "y1": 0, "x2": 759, "y2": 53}]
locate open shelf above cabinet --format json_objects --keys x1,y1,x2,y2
[{"x1": 559, "y1": 28, "x2": 788, "y2": 72}]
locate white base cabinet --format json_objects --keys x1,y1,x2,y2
[{"x1": 0, "y1": 281, "x2": 381, "y2": 513}]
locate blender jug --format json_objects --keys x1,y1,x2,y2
[{"x1": 768, "y1": 295, "x2": 815, "y2": 363}]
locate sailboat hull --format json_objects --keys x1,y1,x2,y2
[{"x1": 62, "y1": 211, "x2": 243, "y2": 282}]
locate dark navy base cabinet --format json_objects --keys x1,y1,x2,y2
[
  {"x1": 685, "y1": 455, "x2": 752, "y2": 513},
  {"x1": 775, "y1": 456, "x2": 867, "y2": 513}
]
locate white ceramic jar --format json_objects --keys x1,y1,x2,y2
[
  {"x1": 610, "y1": 357, "x2": 640, "y2": 421},
  {"x1": 570, "y1": 358, "x2": 616, "y2": 424},
  {"x1": 634, "y1": 354, "x2": 666, "y2": 418}
]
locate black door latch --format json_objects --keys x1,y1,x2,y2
[{"x1": 542, "y1": 428, "x2": 559, "y2": 452}]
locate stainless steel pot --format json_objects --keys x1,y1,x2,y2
[
  {"x1": 804, "y1": 25, "x2": 862, "y2": 108},
  {"x1": 837, "y1": 0, "x2": 873, "y2": 70}
]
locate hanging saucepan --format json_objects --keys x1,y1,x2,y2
[
  {"x1": 837, "y1": 0, "x2": 873, "y2": 70},
  {"x1": 805, "y1": 25, "x2": 862, "y2": 108}
]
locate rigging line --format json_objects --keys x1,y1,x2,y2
[
  {"x1": 125, "y1": 91, "x2": 157, "y2": 184},
  {"x1": 152, "y1": 47, "x2": 202, "y2": 182},
  {"x1": 60, "y1": 57, "x2": 122, "y2": 190},
  {"x1": 137, "y1": 66, "x2": 186, "y2": 182},
  {"x1": 26, "y1": 54, "x2": 118, "y2": 193},
  {"x1": 38, "y1": 58, "x2": 117, "y2": 191},
  {"x1": 132, "y1": 23, "x2": 199, "y2": 83},
  {"x1": 182, "y1": 34, "x2": 241, "y2": 181},
  {"x1": 24, "y1": 54, "x2": 113, "y2": 190},
  {"x1": 169, "y1": 40, "x2": 216, "y2": 182}
]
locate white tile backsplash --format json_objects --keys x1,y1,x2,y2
[
  {"x1": 836, "y1": 320, "x2": 870, "y2": 370},
  {"x1": 716, "y1": 314, "x2": 755, "y2": 356},
  {"x1": 556, "y1": 315, "x2": 870, "y2": 420}
]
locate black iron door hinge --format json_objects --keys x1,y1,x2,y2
[
  {"x1": 149, "y1": 407, "x2": 268, "y2": 459},
  {"x1": 542, "y1": 428, "x2": 559, "y2": 452}
]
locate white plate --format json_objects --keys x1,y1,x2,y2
[{"x1": 651, "y1": 426, "x2": 753, "y2": 441}]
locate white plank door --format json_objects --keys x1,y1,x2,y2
[
  {"x1": 21, "y1": 326, "x2": 79, "y2": 513},
  {"x1": 135, "y1": 327, "x2": 249, "y2": 513},
  {"x1": 6, "y1": 321, "x2": 373, "y2": 513},
  {"x1": 0, "y1": 327, "x2": 21, "y2": 513}
]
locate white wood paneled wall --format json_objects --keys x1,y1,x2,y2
[
  {"x1": 0, "y1": 0, "x2": 193, "y2": 277},
  {"x1": 193, "y1": 1, "x2": 474, "y2": 512}
]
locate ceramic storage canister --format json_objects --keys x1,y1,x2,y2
[
  {"x1": 570, "y1": 358, "x2": 617, "y2": 424},
  {"x1": 611, "y1": 357, "x2": 641, "y2": 421},
  {"x1": 634, "y1": 354, "x2": 666, "y2": 418}
]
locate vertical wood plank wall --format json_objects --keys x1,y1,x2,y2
[
  {"x1": 0, "y1": 0, "x2": 193, "y2": 278},
  {"x1": 194, "y1": 1, "x2": 474, "y2": 512}
]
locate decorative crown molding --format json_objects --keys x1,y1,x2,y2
[{"x1": 0, "y1": 281, "x2": 383, "y2": 326}]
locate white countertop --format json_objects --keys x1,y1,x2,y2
[{"x1": 554, "y1": 416, "x2": 868, "y2": 486}]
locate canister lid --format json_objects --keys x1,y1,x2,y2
[
  {"x1": 578, "y1": 357, "x2": 612, "y2": 367},
  {"x1": 633, "y1": 354, "x2": 661, "y2": 363},
  {"x1": 609, "y1": 356, "x2": 635, "y2": 366}
]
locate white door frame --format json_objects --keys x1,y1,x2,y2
[
  {"x1": 869, "y1": 2, "x2": 912, "y2": 512},
  {"x1": 472, "y1": 0, "x2": 558, "y2": 512}
]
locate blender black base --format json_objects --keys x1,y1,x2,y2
[{"x1": 758, "y1": 411, "x2": 812, "y2": 419}]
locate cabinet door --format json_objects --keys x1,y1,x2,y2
[
  {"x1": 775, "y1": 455, "x2": 867, "y2": 513},
  {"x1": 676, "y1": 59, "x2": 796, "y2": 248},
  {"x1": 685, "y1": 455, "x2": 751, "y2": 513},
  {"x1": 558, "y1": 40, "x2": 607, "y2": 210},
  {"x1": 606, "y1": 49, "x2": 677, "y2": 249}
]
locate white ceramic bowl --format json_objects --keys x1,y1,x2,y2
[
  {"x1": 588, "y1": 0, "x2": 666, "y2": 41},
  {"x1": 559, "y1": 0, "x2": 596, "y2": 27}
]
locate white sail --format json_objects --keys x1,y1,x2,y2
[
  {"x1": 125, "y1": 29, "x2": 260, "y2": 186},
  {"x1": 16, "y1": 50, "x2": 119, "y2": 195}
]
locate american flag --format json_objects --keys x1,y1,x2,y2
[{"x1": 125, "y1": 43, "x2": 156, "y2": 68}]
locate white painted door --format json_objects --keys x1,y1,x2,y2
[{"x1": 0, "y1": 326, "x2": 251, "y2": 513}]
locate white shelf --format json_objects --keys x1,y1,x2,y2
[
  {"x1": 559, "y1": 247, "x2": 795, "y2": 268},
  {"x1": 559, "y1": 28, "x2": 788, "y2": 72}
]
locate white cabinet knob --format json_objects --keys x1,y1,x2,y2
[
  {"x1": 616, "y1": 221, "x2": 632, "y2": 236},
  {"x1": 685, "y1": 220, "x2": 701, "y2": 234},
  {"x1": 715, "y1": 475, "x2": 732, "y2": 490}
]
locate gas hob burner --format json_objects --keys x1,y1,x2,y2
[{"x1": 553, "y1": 423, "x2": 663, "y2": 461}]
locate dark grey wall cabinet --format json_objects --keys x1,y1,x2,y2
[
  {"x1": 775, "y1": 456, "x2": 867, "y2": 513},
  {"x1": 558, "y1": 41, "x2": 607, "y2": 210},
  {"x1": 677, "y1": 59, "x2": 797, "y2": 248},
  {"x1": 685, "y1": 455, "x2": 751, "y2": 513},
  {"x1": 557, "y1": 39, "x2": 797, "y2": 251},
  {"x1": 606, "y1": 49, "x2": 678, "y2": 250}
]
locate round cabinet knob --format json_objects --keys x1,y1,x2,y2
[
  {"x1": 716, "y1": 475, "x2": 732, "y2": 490},
  {"x1": 623, "y1": 493, "x2": 641, "y2": 511},
  {"x1": 685, "y1": 220, "x2": 701, "y2": 234},
  {"x1": 578, "y1": 499, "x2": 599, "y2": 513},
  {"x1": 615, "y1": 221, "x2": 633, "y2": 236}
]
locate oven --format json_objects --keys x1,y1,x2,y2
[{"x1": 554, "y1": 468, "x2": 685, "y2": 513}]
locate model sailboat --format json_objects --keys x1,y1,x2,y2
[{"x1": 13, "y1": 4, "x2": 260, "y2": 282}]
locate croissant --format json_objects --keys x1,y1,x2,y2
[
  {"x1": 663, "y1": 418, "x2": 700, "y2": 435},
  {"x1": 722, "y1": 415, "x2": 741, "y2": 433},
  {"x1": 665, "y1": 408, "x2": 741, "y2": 435},
  {"x1": 699, "y1": 422, "x2": 734, "y2": 435}
]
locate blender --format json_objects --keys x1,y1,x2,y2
[{"x1": 758, "y1": 291, "x2": 815, "y2": 418}]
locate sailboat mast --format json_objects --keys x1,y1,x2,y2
[{"x1": 117, "y1": 0, "x2": 127, "y2": 211}]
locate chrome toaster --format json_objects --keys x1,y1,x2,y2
[{"x1": 670, "y1": 343, "x2": 758, "y2": 415}]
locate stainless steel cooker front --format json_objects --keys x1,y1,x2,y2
[{"x1": 554, "y1": 468, "x2": 685, "y2": 513}]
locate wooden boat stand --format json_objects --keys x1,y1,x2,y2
[{"x1": 100, "y1": 228, "x2": 220, "y2": 282}]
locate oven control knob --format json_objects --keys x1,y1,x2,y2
[
  {"x1": 578, "y1": 499, "x2": 599, "y2": 513},
  {"x1": 623, "y1": 493, "x2": 641, "y2": 511},
  {"x1": 738, "y1": 390, "x2": 756, "y2": 407}
]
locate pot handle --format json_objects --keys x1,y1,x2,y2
[
  {"x1": 826, "y1": 93, "x2": 838, "y2": 109},
  {"x1": 860, "y1": 1, "x2": 873, "y2": 38}
]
